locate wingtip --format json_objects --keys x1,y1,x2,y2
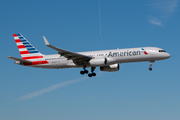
[{"x1": 43, "y1": 36, "x2": 50, "y2": 46}]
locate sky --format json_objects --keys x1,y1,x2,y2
[{"x1": 1, "y1": 0, "x2": 180, "y2": 120}]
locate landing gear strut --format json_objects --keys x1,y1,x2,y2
[
  {"x1": 80, "y1": 63, "x2": 88, "y2": 75},
  {"x1": 88, "y1": 67, "x2": 96, "y2": 77},
  {"x1": 79, "y1": 62, "x2": 96, "y2": 77},
  {"x1": 149, "y1": 61, "x2": 154, "y2": 71}
]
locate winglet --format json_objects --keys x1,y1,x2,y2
[{"x1": 43, "y1": 36, "x2": 50, "y2": 46}]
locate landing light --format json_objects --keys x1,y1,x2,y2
[{"x1": 15, "y1": 61, "x2": 20, "y2": 64}]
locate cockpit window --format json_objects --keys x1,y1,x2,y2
[{"x1": 159, "y1": 50, "x2": 166, "y2": 52}]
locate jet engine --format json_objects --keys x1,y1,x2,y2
[
  {"x1": 100, "y1": 63, "x2": 119, "y2": 72},
  {"x1": 89, "y1": 58, "x2": 107, "y2": 66}
]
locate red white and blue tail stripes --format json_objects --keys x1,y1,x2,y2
[{"x1": 13, "y1": 33, "x2": 48, "y2": 65}]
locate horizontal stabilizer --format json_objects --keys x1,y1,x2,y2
[{"x1": 7, "y1": 56, "x2": 32, "y2": 63}]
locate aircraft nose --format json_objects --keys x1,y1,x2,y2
[{"x1": 166, "y1": 53, "x2": 171, "y2": 58}]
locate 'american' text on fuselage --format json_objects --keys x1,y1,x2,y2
[{"x1": 108, "y1": 50, "x2": 142, "y2": 57}]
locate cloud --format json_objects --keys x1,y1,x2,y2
[
  {"x1": 152, "y1": 0, "x2": 178, "y2": 16},
  {"x1": 148, "y1": 0, "x2": 179, "y2": 26},
  {"x1": 148, "y1": 16, "x2": 164, "y2": 26},
  {"x1": 17, "y1": 76, "x2": 88, "y2": 101}
]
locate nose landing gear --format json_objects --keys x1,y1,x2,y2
[
  {"x1": 149, "y1": 67, "x2": 152, "y2": 71},
  {"x1": 149, "y1": 61, "x2": 154, "y2": 71}
]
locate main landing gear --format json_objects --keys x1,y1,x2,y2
[
  {"x1": 80, "y1": 70, "x2": 88, "y2": 75},
  {"x1": 80, "y1": 66, "x2": 96, "y2": 77},
  {"x1": 88, "y1": 67, "x2": 96, "y2": 77},
  {"x1": 80, "y1": 64, "x2": 88, "y2": 75},
  {"x1": 149, "y1": 61, "x2": 154, "y2": 71}
]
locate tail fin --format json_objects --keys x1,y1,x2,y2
[{"x1": 13, "y1": 33, "x2": 44, "y2": 60}]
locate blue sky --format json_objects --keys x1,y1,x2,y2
[{"x1": 1, "y1": 0, "x2": 180, "y2": 120}]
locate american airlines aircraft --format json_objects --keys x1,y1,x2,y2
[{"x1": 7, "y1": 33, "x2": 170, "y2": 77}]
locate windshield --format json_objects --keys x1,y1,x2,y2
[{"x1": 159, "y1": 50, "x2": 166, "y2": 52}]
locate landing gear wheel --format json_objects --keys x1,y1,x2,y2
[
  {"x1": 80, "y1": 71, "x2": 84, "y2": 75},
  {"x1": 84, "y1": 70, "x2": 88, "y2": 74},
  {"x1": 88, "y1": 73, "x2": 92, "y2": 77},
  {"x1": 148, "y1": 61, "x2": 154, "y2": 71},
  {"x1": 149, "y1": 67, "x2": 152, "y2": 71},
  {"x1": 92, "y1": 72, "x2": 96, "y2": 76},
  {"x1": 88, "y1": 73, "x2": 96, "y2": 77}
]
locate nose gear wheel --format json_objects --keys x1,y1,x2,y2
[{"x1": 149, "y1": 61, "x2": 154, "y2": 71}]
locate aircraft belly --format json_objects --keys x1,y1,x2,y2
[
  {"x1": 115, "y1": 55, "x2": 155, "y2": 63},
  {"x1": 48, "y1": 60, "x2": 77, "y2": 68},
  {"x1": 29, "y1": 59, "x2": 77, "y2": 69}
]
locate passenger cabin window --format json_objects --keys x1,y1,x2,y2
[{"x1": 159, "y1": 50, "x2": 166, "y2": 52}]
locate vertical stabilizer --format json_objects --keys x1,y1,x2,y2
[{"x1": 13, "y1": 33, "x2": 44, "y2": 61}]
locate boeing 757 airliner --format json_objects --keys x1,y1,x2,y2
[{"x1": 7, "y1": 34, "x2": 170, "y2": 77}]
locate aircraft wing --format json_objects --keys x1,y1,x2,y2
[
  {"x1": 43, "y1": 36, "x2": 92, "y2": 62},
  {"x1": 7, "y1": 56, "x2": 32, "y2": 63}
]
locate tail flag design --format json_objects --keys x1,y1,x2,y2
[
  {"x1": 13, "y1": 33, "x2": 48, "y2": 65},
  {"x1": 13, "y1": 33, "x2": 42, "y2": 59}
]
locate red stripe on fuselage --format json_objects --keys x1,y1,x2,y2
[
  {"x1": 31, "y1": 60, "x2": 49, "y2": 65},
  {"x1": 23, "y1": 60, "x2": 49, "y2": 66},
  {"x1": 20, "y1": 51, "x2": 30, "y2": 54},
  {"x1": 17, "y1": 45, "x2": 26, "y2": 49},
  {"x1": 22, "y1": 56, "x2": 43, "y2": 60}
]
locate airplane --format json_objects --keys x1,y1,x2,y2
[{"x1": 7, "y1": 33, "x2": 170, "y2": 77}]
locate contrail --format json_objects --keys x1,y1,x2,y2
[
  {"x1": 17, "y1": 76, "x2": 88, "y2": 101},
  {"x1": 99, "y1": 0, "x2": 103, "y2": 47}
]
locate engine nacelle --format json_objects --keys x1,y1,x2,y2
[
  {"x1": 100, "y1": 63, "x2": 120, "y2": 72},
  {"x1": 89, "y1": 58, "x2": 106, "y2": 66},
  {"x1": 105, "y1": 57, "x2": 117, "y2": 65}
]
